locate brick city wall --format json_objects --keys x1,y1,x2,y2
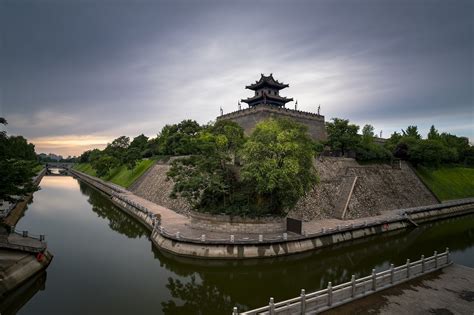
[
  {"x1": 218, "y1": 105, "x2": 327, "y2": 141},
  {"x1": 189, "y1": 211, "x2": 286, "y2": 233}
]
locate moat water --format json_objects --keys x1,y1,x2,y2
[{"x1": 2, "y1": 176, "x2": 474, "y2": 315}]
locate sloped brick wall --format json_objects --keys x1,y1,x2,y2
[
  {"x1": 289, "y1": 158, "x2": 439, "y2": 221},
  {"x1": 129, "y1": 164, "x2": 191, "y2": 215}
]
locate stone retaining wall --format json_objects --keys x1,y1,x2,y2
[
  {"x1": 71, "y1": 169, "x2": 474, "y2": 259},
  {"x1": 128, "y1": 164, "x2": 191, "y2": 215},
  {"x1": 153, "y1": 202, "x2": 473, "y2": 259},
  {"x1": 290, "y1": 158, "x2": 439, "y2": 221},
  {"x1": 188, "y1": 211, "x2": 285, "y2": 233}
]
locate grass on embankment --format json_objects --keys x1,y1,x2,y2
[
  {"x1": 416, "y1": 165, "x2": 474, "y2": 201},
  {"x1": 33, "y1": 164, "x2": 45, "y2": 174},
  {"x1": 73, "y1": 159, "x2": 155, "y2": 188}
]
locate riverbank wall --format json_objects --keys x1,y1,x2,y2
[
  {"x1": 0, "y1": 249, "x2": 52, "y2": 297},
  {"x1": 1, "y1": 168, "x2": 46, "y2": 227},
  {"x1": 70, "y1": 169, "x2": 474, "y2": 259}
]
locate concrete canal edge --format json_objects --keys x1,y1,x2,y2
[
  {"x1": 0, "y1": 250, "x2": 53, "y2": 296},
  {"x1": 2, "y1": 168, "x2": 47, "y2": 227},
  {"x1": 1, "y1": 167, "x2": 52, "y2": 297},
  {"x1": 70, "y1": 169, "x2": 474, "y2": 259}
]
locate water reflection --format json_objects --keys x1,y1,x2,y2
[
  {"x1": 79, "y1": 182, "x2": 147, "y2": 239},
  {"x1": 151, "y1": 215, "x2": 474, "y2": 313},
  {"x1": 76, "y1": 180, "x2": 474, "y2": 313},
  {"x1": 0, "y1": 272, "x2": 47, "y2": 315},
  {"x1": 7, "y1": 176, "x2": 474, "y2": 315}
]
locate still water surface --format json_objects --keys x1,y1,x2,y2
[{"x1": 3, "y1": 176, "x2": 474, "y2": 314}]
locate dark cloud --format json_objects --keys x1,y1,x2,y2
[{"x1": 0, "y1": 0, "x2": 472, "y2": 154}]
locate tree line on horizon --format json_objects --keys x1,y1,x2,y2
[{"x1": 325, "y1": 118, "x2": 473, "y2": 167}]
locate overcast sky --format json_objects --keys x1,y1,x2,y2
[{"x1": 1, "y1": 0, "x2": 472, "y2": 156}]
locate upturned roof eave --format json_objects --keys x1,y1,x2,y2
[
  {"x1": 241, "y1": 95, "x2": 294, "y2": 104},
  {"x1": 245, "y1": 82, "x2": 289, "y2": 90}
]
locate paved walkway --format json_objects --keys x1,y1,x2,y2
[
  {"x1": 0, "y1": 233, "x2": 46, "y2": 253},
  {"x1": 122, "y1": 192, "x2": 292, "y2": 240},
  {"x1": 323, "y1": 264, "x2": 474, "y2": 314},
  {"x1": 119, "y1": 189, "x2": 473, "y2": 242}
]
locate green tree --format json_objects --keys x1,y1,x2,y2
[
  {"x1": 0, "y1": 118, "x2": 39, "y2": 201},
  {"x1": 361, "y1": 124, "x2": 375, "y2": 141},
  {"x1": 0, "y1": 160, "x2": 39, "y2": 201},
  {"x1": 240, "y1": 118, "x2": 317, "y2": 214},
  {"x1": 104, "y1": 136, "x2": 130, "y2": 163},
  {"x1": 384, "y1": 131, "x2": 403, "y2": 153},
  {"x1": 156, "y1": 120, "x2": 202, "y2": 155},
  {"x1": 325, "y1": 118, "x2": 360, "y2": 156},
  {"x1": 427, "y1": 125, "x2": 440, "y2": 140},
  {"x1": 402, "y1": 125, "x2": 421, "y2": 139},
  {"x1": 167, "y1": 128, "x2": 242, "y2": 209},
  {"x1": 124, "y1": 147, "x2": 141, "y2": 170},
  {"x1": 439, "y1": 133, "x2": 470, "y2": 163},
  {"x1": 130, "y1": 134, "x2": 149, "y2": 156},
  {"x1": 79, "y1": 150, "x2": 92, "y2": 163},
  {"x1": 92, "y1": 155, "x2": 119, "y2": 177}
]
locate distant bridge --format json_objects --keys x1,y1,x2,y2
[
  {"x1": 45, "y1": 162, "x2": 73, "y2": 169},
  {"x1": 45, "y1": 162, "x2": 74, "y2": 175}
]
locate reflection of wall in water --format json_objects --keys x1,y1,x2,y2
[
  {"x1": 0, "y1": 271, "x2": 47, "y2": 315},
  {"x1": 152, "y1": 215, "x2": 474, "y2": 313},
  {"x1": 78, "y1": 182, "x2": 148, "y2": 239}
]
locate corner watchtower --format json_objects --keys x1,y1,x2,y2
[
  {"x1": 218, "y1": 74, "x2": 327, "y2": 141},
  {"x1": 241, "y1": 74, "x2": 293, "y2": 108}
]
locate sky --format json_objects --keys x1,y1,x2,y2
[{"x1": 1, "y1": 0, "x2": 473, "y2": 156}]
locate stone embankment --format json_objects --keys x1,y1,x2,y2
[
  {"x1": 0, "y1": 230, "x2": 51, "y2": 297},
  {"x1": 290, "y1": 158, "x2": 438, "y2": 221},
  {"x1": 0, "y1": 167, "x2": 53, "y2": 297},
  {"x1": 128, "y1": 158, "x2": 439, "y2": 222},
  {"x1": 1, "y1": 168, "x2": 46, "y2": 226},
  {"x1": 70, "y1": 168, "x2": 474, "y2": 259},
  {"x1": 128, "y1": 163, "x2": 191, "y2": 215}
]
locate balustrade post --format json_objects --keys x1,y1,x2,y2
[
  {"x1": 390, "y1": 264, "x2": 394, "y2": 284},
  {"x1": 372, "y1": 269, "x2": 376, "y2": 291},
  {"x1": 230, "y1": 235, "x2": 235, "y2": 243},
  {"x1": 434, "y1": 251, "x2": 438, "y2": 269},
  {"x1": 406, "y1": 259, "x2": 410, "y2": 278},
  {"x1": 201, "y1": 234, "x2": 206, "y2": 242},
  {"x1": 300, "y1": 289, "x2": 306, "y2": 314},
  {"x1": 351, "y1": 275, "x2": 356, "y2": 297},
  {"x1": 159, "y1": 226, "x2": 164, "y2": 234},
  {"x1": 421, "y1": 255, "x2": 425, "y2": 273},
  {"x1": 259, "y1": 234, "x2": 263, "y2": 242},
  {"x1": 446, "y1": 247, "x2": 450, "y2": 264},
  {"x1": 327, "y1": 282, "x2": 332, "y2": 306},
  {"x1": 283, "y1": 233, "x2": 288, "y2": 241},
  {"x1": 269, "y1": 297, "x2": 275, "y2": 315},
  {"x1": 176, "y1": 232, "x2": 180, "y2": 239}
]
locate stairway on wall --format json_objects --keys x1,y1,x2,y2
[
  {"x1": 344, "y1": 161, "x2": 438, "y2": 219},
  {"x1": 289, "y1": 158, "x2": 439, "y2": 221}
]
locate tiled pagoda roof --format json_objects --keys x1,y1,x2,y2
[{"x1": 245, "y1": 73, "x2": 289, "y2": 90}]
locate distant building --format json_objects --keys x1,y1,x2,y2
[{"x1": 218, "y1": 74, "x2": 327, "y2": 141}]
